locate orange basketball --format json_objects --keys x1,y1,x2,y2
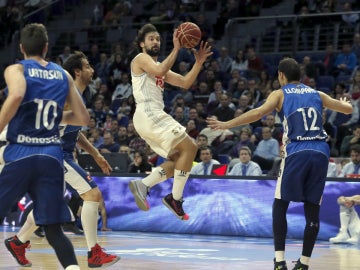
[{"x1": 177, "y1": 22, "x2": 201, "y2": 49}]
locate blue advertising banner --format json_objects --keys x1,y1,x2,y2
[{"x1": 94, "y1": 176, "x2": 360, "y2": 241}]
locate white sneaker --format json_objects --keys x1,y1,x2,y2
[
  {"x1": 346, "y1": 236, "x2": 359, "y2": 245},
  {"x1": 329, "y1": 230, "x2": 350, "y2": 243}
]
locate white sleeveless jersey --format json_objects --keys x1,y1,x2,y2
[
  {"x1": 131, "y1": 53, "x2": 165, "y2": 112},
  {"x1": 130, "y1": 53, "x2": 187, "y2": 158}
]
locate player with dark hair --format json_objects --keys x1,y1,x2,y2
[
  {"x1": 207, "y1": 57, "x2": 353, "y2": 270},
  {"x1": 5, "y1": 51, "x2": 120, "y2": 268},
  {"x1": 128, "y1": 23, "x2": 212, "y2": 220},
  {"x1": 0, "y1": 23, "x2": 89, "y2": 270}
]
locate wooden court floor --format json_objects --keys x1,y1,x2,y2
[{"x1": 0, "y1": 226, "x2": 359, "y2": 269}]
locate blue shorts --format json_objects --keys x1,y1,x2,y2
[
  {"x1": 64, "y1": 156, "x2": 98, "y2": 197},
  {"x1": 0, "y1": 155, "x2": 72, "y2": 225},
  {"x1": 275, "y1": 150, "x2": 328, "y2": 205}
]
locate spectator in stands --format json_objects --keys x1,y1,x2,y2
[
  {"x1": 252, "y1": 126, "x2": 280, "y2": 171},
  {"x1": 339, "y1": 144, "x2": 360, "y2": 177},
  {"x1": 116, "y1": 104, "x2": 130, "y2": 127},
  {"x1": 112, "y1": 72, "x2": 132, "y2": 103},
  {"x1": 195, "y1": 134, "x2": 211, "y2": 162},
  {"x1": 237, "y1": 94, "x2": 252, "y2": 113},
  {"x1": 98, "y1": 131, "x2": 120, "y2": 153},
  {"x1": 341, "y1": 2, "x2": 359, "y2": 29},
  {"x1": 208, "y1": 80, "x2": 227, "y2": 104},
  {"x1": 83, "y1": 116, "x2": 99, "y2": 137},
  {"x1": 329, "y1": 194, "x2": 360, "y2": 245},
  {"x1": 118, "y1": 144, "x2": 133, "y2": 165},
  {"x1": 228, "y1": 108, "x2": 252, "y2": 137},
  {"x1": 228, "y1": 146, "x2": 262, "y2": 176},
  {"x1": 228, "y1": 69, "x2": 245, "y2": 93},
  {"x1": 194, "y1": 12, "x2": 212, "y2": 42},
  {"x1": 88, "y1": 43, "x2": 101, "y2": 68},
  {"x1": 340, "y1": 125, "x2": 360, "y2": 157},
  {"x1": 231, "y1": 49, "x2": 248, "y2": 75},
  {"x1": 231, "y1": 78, "x2": 248, "y2": 104},
  {"x1": 97, "y1": 83, "x2": 112, "y2": 108},
  {"x1": 332, "y1": 42, "x2": 358, "y2": 78},
  {"x1": 95, "y1": 53, "x2": 110, "y2": 84},
  {"x1": 246, "y1": 46, "x2": 264, "y2": 79},
  {"x1": 318, "y1": 43, "x2": 337, "y2": 76},
  {"x1": 327, "y1": 159, "x2": 338, "y2": 177},
  {"x1": 258, "y1": 70, "x2": 271, "y2": 94},
  {"x1": 92, "y1": 98, "x2": 107, "y2": 127},
  {"x1": 109, "y1": 53, "x2": 127, "y2": 88},
  {"x1": 213, "y1": 0, "x2": 239, "y2": 40},
  {"x1": 188, "y1": 107, "x2": 206, "y2": 131},
  {"x1": 351, "y1": 32, "x2": 360, "y2": 63},
  {"x1": 246, "y1": 78, "x2": 263, "y2": 107},
  {"x1": 128, "y1": 131, "x2": 147, "y2": 152},
  {"x1": 172, "y1": 106, "x2": 188, "y2": 127},
  {"x1": 217, "y1": 46, "x2": 232, "y2": 74},
  {"x1": 229, "y1": 127, "x2": 256, "y2": 158},
  {"x1": 128, "y1": 150, "x2": 153, "y2": 174},
  {"x1": 89, "y1": 128, "x2": 104, "y2": 149},
  {"x1": 296, "y1": 5, "x2": 314, "y2": 51},
  {"x1": 186, "y1": 119, "x2": 200, "y2": 139},
  {"x1": 193, "y1": 81, "x2": 211, "y2": 100},
  {"x1": 302, "y1": 56, "x2": 318, "y2": 82},
  {"x1": 349, "y1": 70, "x2": 360, "y2": 94},
  {"x1": 126, "y1": 121, "x2": 136, "y2": 142},
  {"x1": 252, "y1": 114, "x2": 283, "y2": 145},
  {"x1": 190, "y1": 146, "x2": 220, "y2": 175},
  {"x1": 213, "y1": 93, "x2": 235, "y2": 122},
  {"x1": 58, "y1": 45, "x2": 71, "y2": 63},
  {"x1": 115, "y1": 125, "x2": 129, "y2": 145}
]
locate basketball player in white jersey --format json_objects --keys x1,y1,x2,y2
[
  {"x1": 207, "y1": 58, "x2": 353, "y2": 270},
  {"x1": 129, "y1": 23, "x2": 212, "y2": 220}
]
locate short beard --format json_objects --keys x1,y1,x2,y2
[{"x1": 146, "y1": 48, "x2": 159, "y2": 57}]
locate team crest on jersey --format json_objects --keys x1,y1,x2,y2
[{"x1": 155, "y1": 75, "x2": 164, "y2": 89}]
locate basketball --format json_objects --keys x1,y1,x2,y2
[{"x1": 177, "y1": 22, "x2": 201, "y2": 49}]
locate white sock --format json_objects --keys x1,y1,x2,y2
[
  {"x1": 300, "y1": 255, "x2": 310, "y2": 266},
  {"x1": 172, "y1": 169, "x2": 190, "y2": 201},
  {"x1": 65, "y1": 265, "x2": 80, "y2": 270},
  {"x1": 142, "y1": 167, "x2": 167, "y2": 187},
  {"x1": 275, "y1": 250, "x2": 285, "y2": 262},
  {"x1": 18, "y1": 210, "x2": 38, "y2": 243},
  {"x1": 81, "y1": 201, "x2": 100, "y2": 250},
  {"x1": 340, "y1": 206, "x2": 351, "y2": 231}
]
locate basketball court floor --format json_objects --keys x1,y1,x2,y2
[{"x1": 0, "y1": 226, "x2": 359, "y2": 269}]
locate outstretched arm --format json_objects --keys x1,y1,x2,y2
[
  {"x1": 165, "y1": 41, "x2": 213, "y2": 89},
  {"x1": 320, "y1": 92, "x2": 353, "y2": 115},
  {"x1": 207, "y1": 90, "x2": 282, "y2": 130}
]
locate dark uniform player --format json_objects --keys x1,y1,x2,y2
[
  {"x1": 0, "y1": 23, "x2": 89, "y2": 270},
  {"x1": 207, "y1": 57, "x2": 353, "y2": 270}
]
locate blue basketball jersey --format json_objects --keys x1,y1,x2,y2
[
  {"x1": 279, "y1": 83, "x2": 329, "y2": 157},
  {"x1": 4, "y1": 59, "x2": 69, "y2": 162}
]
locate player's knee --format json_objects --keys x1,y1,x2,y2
[{"x1": 82, "y1": 187, "x2": 101, "y2": 202}]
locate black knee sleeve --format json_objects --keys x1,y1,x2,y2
[{"x1": 44, "y1": 224, "x2": 78, "y2": 268}]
